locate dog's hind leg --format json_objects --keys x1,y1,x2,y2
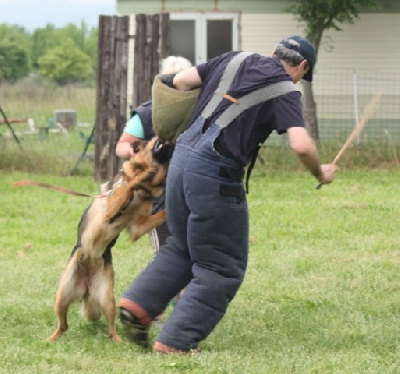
[
  {"x1": 93, "y1": 264, "x2": 121, "y2": 342},
  {"x1": 47, "y1": 256, "x2": 86, "y2": 342},
  {"x1": 46, "y1": 283, "x2": 77, "y2": 342}
]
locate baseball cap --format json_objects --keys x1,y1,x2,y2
[{"x1": 279, "y1": 36, "x2": 316, "y2": 82}]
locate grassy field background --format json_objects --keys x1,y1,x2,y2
[
  {"x1": 1, "y1": 166, "x2": 400, "y2": 373},
  {"x1": 1, "y1": 84, "x2": 400, "y2": 373}
]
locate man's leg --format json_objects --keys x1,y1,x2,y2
[{"x1": 154, "y1": 151, "x2": 249, "y2": 352}]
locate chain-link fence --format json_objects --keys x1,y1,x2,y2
[{"x1": 311, "y1": 68, "x2": 400, "y2": 144}]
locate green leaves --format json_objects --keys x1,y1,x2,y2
[
  {"x1": 286, "y1": 0, "x2": 381, "y2": 53},
  {"x1": 38, "y1": 38, "x2": 92, "y2": 84},
  {"x1": 0, "y1": 42, "x2": 31, "y2": 82},
  {"x1": 0, "y1": 24, "x2": 31, "y2": 81},
  {"x1": 0, "y1": 21, "x2": 98, "y2": 84}
]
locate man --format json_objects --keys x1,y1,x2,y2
[{"x1": 118, "y1": 36, "x2": 338, "y2": 354}]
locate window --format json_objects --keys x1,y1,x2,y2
[{"x1": 170, "y1": 13, "x2": 239, "y2": 65}]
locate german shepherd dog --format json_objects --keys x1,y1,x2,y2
[{"x1": 46, "y1": 137, "x2": 173, "y2": 342}]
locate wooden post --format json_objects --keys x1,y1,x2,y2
[
  {"x1": 132, "y1": 13, "x2": 170, "y2": 108},
  {"x1": 95, "y1": 15, "x2": 129, "y2": 182},
  {"x1": 95, "y1": 13, "x2": 170, "y2": 181}
]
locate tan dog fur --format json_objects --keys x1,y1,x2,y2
[{"x1": 47, "y1": 137, "x2": 170, "y2": 342}]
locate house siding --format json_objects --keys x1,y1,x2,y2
[
  {"x1": 117, "y1": 0, "x2": 400, "y2": 14},
  {"x1": 241, "y1": 13, "x2": 400, "y2": 70},
  {"x1": 117, "y1": 0, "x2": 293, "y2": 14},
  {"x1": 122, "y1": 2, "x2": 400, "y2": 111}
]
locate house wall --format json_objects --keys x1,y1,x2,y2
[
  {"x1": 240, "y1": 13, "x2": 400, "y2": 98},
  {"x1": 241, "y1": 13, "x2": 400, "y2": 70},
  {"x1": 117, "y1": 0, "x2": 293, "y2": 14},
  {"x1": 121, "y1": 1, "x2": 400, "y2": 119}
]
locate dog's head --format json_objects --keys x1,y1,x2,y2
[
  {"x1": 131, "y1": 138, "x2": 174, "y2": 165},
  {"x1": 105, "y1": 137, "x2": 172, "y2": 224},
  {"x1": 124, "y1": 136, "x2": 173, "y2": 181}
]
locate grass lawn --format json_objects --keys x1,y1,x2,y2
[{"x1": 1, "y1": 166, "x2": 400, "y2": 373}]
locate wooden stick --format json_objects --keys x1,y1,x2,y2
[
  {"x1": 332, "y1": 91, "x2": 382, "y2": 165},
  {"x1": 317, "y1": 91, "x2": 382, "y2": 189},
  {"x1": 0, "y1": 118, "x2": 28, "y2": 125}
]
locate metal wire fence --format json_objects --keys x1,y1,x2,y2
[{"x1": 311, "y1": 68, "x2": 400, "y2": 144}]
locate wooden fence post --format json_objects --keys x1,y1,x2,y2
[
  {"x1": 95, "y1": 15, "x2": 129, "y2": 182},
  {"x1": 132, "y1": 13, "x2": 170, "y2": 108},
  {"x1": 95, "y1": 13, "x2": 170, "y2": 182}
]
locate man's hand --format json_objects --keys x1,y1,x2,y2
[
  {"x1": 159, "y1": 73, "x2": 177, "y2": 88},
  {"x1": 317, "y1": 163, "x2": 338, "y2": 185}
]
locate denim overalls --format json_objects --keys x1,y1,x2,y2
[{"x1": 122, "y1": 53, "x2": 296, "y2": 351}]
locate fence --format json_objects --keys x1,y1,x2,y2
[
  {"x1": 94, "y1": 15, "x2": 130, "y2": 181},
  {"x1": 94, "y1": 14, "x2": 169, "y2": 182},
  {"x1": 310, "y1": 68, "x2": 400, "y2": 144}
]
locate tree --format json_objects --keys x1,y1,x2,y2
[
  {"x1": 286, "y1": 0, "x2": 380, "y2": 140},
  {"x1": 30, "y1": 24, "x2": 59, "y2": 70},
  {"x1": 56, "y1": 22, "x2": 99, "y2": 78},
  {"x1": 0, "y1": 43, "x2": 30, "y2": 82},
  {"x1": 31, "y1": 22, "x2": 98, "y2": 82},
  {"x1": 84, "y1": 28, "x2": 100, "y2": 74},
  {"x1": 38, "y1": 38, "x2": 92, "y2": 84},
  {"x1": 0, "y1": 24, "x2": 31, "y2": 81}
]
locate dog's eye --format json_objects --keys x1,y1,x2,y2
[{"x1": 132, "y1": 140, "x2": 146, "y2": 153}]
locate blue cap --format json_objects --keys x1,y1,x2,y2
[{"x1": 279, "y1": 36, "x2": 316, "y2": 82}]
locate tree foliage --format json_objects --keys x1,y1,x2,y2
[
  {"x1": 0, "y1": 24, "x2": 31, "y2": 81},
  {"x1": 286, "y1": 0, "x2": 380, "y2": 55},
  {"x1": 0, "y1": 22, "x2": 98, "y2": 84},
  {"x1": 0, "y1": 43, "x2": 30, "y2": 82},
  {"x1": 30, "y1": 25, "x2": 60, "y2": 70},
  {"x1": 38, "y1": 38, "x2": 92, "y2": 84}
]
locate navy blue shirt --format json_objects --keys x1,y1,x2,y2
[{"x1": 191, "y1": 51, "x2": 305, "y2": 166}]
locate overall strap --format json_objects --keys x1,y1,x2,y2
[
  {"x1": 215, "y1": 81, "x2": 297, "y2": 128},
  {"x1": 200, "y1": 52, "x2": 253, "y2": 119},
  {"x1": 214, "y1": 80, "x2": 297, "y2": 194}
]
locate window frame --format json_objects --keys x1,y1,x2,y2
[{"x1": 170, "y1": 12, "x2": 239, "y2": 64}]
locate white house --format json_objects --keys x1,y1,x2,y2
[{"x1": 116, "y1": 0, "x2": 400, "y2": 142}]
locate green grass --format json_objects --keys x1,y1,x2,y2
[
  {"x1": 0, "y1": 127, "x2": 95, "y2": 176},
  {"x1": 1, "y1": 167, "x2": 400, "y2": 373},
  {"x1": 0, "y1": 79, "x2": 96, "y2": 127},
  {"x1": 2, "y1": 82, "x2": 400, "y2": 372}
]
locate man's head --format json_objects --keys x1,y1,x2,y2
[{"x1": 273, "y1": 36, "x2": 316, "y2": 83}]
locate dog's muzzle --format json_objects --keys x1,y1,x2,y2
[{"x1": 152, "y1": 140, "x2": 174, "y2": 164}]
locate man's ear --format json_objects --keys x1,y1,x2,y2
[{"x1": 299, "y1": 59, "x2": 309, "y2": 72}]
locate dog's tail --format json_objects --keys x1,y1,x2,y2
[{"x1": 13, "y1": 180, "x2": 105, "y2": 198}]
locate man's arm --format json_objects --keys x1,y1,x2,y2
[
  {"x1": 287, "y1": 126, "x2": 337, "y2": 184},
  {"x1": 172, "y1": 67, "x2": 202, "y2": 91},
  {"x1": 116, "y1": 132, "x2": 143, "y2": 160}
]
